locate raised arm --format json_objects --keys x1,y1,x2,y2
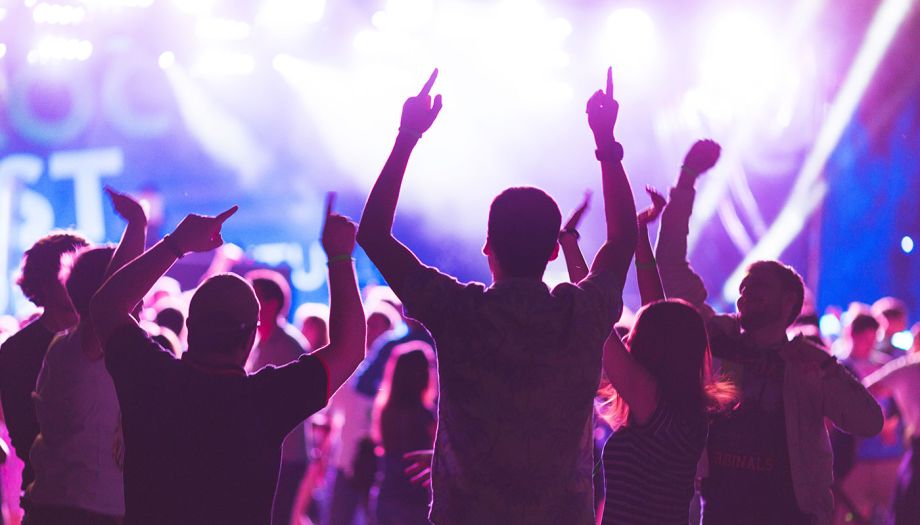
[
  {"x1": 559, "y1": 191, "x2": 591, "y2": 283},
  {"x1": 90, "y1": 206, "x2": 238, "y2": 348},
  {"x1": 103, "y1": 187, "x2": 148, "y2": 281},
  {"x1": 602, "y1": 328, "x2": 659, "y2": 425},
  {"x1": 356, "y1": 69, "x2": 443, "y2": 292},
  {"x1": 654, "y1": 140, "x2": 720, "y2": 319},
  {"x1": 311, "y1": 194, "x2": 366, "y2": 395},
  {"x1": 635, "y1": 186, "x2": 666, "y2": 305},
  {"x1": 586, "y1": 68, "x2": 637, "y2": 279}
]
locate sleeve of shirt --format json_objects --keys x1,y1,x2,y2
[
  {"x1": 251, "y1": 354, "x2": 330, "y2": 441},
  {"x1": 574, "y1": 270, "x2": 626, "y2": 328},
  {"x1": 396, "y1": 265, "x2": 473, "y2": 336},
  {"x1": 104, "y1": 322, "x2": 177, "y2": 396},
  {"x1": 655, "y1": 187, "x2": 716, "y2": 321}
]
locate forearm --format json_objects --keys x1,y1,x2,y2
[
  {"x1": 106, "y1": 219, "x2": 147, "y2": 279},
  {"x1": 559, "y1": 235, "x2": 589, "y2": 283},
  {"x1": 357, "y1": 133, "x2": 419, "y2": 242},
  {"x1": 636, "y1": 225, "x2": 664, "y2": 304},
  {"x1": 324, "y1": 260, "x2": 366, "y2": 387},
  {"x1": 93, "y1": 240, "x2": 178, "y2": 319},
  {"x1": 654, "y1": 187, "x2": 712, "y2": 315},
  {"x1": 595, "y1": 133, "x2": 638, "y2": 247}
]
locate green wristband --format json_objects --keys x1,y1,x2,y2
[{"x1": 327, "y1": 254, "x2": 354, "y2": 266}]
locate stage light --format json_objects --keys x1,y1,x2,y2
[
  {"x1": 903, "y1": 235, "x2": 915, "y2": 254},
  {"x1": 0, "y1": 44, "x2": 6, "y2": 60},
  {"x1": 892, "y1": 330, "x2": 914, "y2": 350},
  {"x1": 372, "y1": 0, "x2": 435, "y2": 31},
  {"x1": 195, "y1": 18, "x2": 251, "y2": 41},
  {"x1": 81, "y1": 0, "x2": 154, "y2": 8},
  {"x1": 256, "y1": 0, "x2": 325, "y2": 34},
  {"x1": 158, "y1": 51, "x2": 175, "y2": 69},
  {"x1": 819, "y1": 313, "x2": 842, "y2": 339},
  {"x1": 601, "y1": 8, "x2": 656, "y2": 73},
  {"x1": 0, "y1": 7, "x2": 8, "y2": 21},
  {"x1": 27, "y1": 36, "x2": 93, "y2": 64},
  {"x1": 191, "y1": 51, "x2": 256, "y2": 76},
  {"x1": 721, "y1": 0, "x2": 912, "y2": 302},
  {"x1": 33, "y1": 3, "x2": 86, "y2": 25},
  {"x1": 171, "y1": 0, "x2": 215, "y2": 15}
]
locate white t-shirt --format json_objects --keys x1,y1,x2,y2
[{"x1": 29, "y1": 327, "x2": 125, "y2": 516}]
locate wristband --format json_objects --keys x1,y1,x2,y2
[
  {"x1": 635, "y1": 259, "x2": 657, "y2": 270},
  {"x1": 559, "y1": 228, "x2": 580, "y2": 241},
  {"x1": 161, "y1": 235, "x2": 185, "y2": 259},
  {"x1": 327, "y1": 254, "x2": 354, "y2": 266},
  {"x1": 398, "y1": 127, "x2": 423, "y2": 140},
  {"x1": 595, "y1": 141, "x2": 624, "y2": 162}
]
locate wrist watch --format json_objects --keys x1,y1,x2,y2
[{"x1": 595, "y1": 141, "x2": 624, "y2": 162}]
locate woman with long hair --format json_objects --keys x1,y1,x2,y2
[
  {"x1": 371, "y1": 342, "x2": 436, "y2": 525},
  {"x1": 598, "y1": 166, "x2": 734, "y2": 525}
]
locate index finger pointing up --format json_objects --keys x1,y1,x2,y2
[
  {"x1": 325, "y1": 192, "x2": 336, "y2": 218},
  {"x1": 606, "y1": 67, "x2": 613, "y2": 98},
  {"x1": 215, "y1": 205, "x2": 239, "y2": 224},
  {"x1": 419, "y1": 68, "x2": 438, "y2": 97}
]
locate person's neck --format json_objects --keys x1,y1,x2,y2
[
  {"x1": 183, "y1": 348, "x2": 245, "y2": 375},
  {"x1": 258, "y1": 319, "x2": 279, "y2": 341},
  {"x1": 742, "y1": 324, "x2": 788, "y2": 348},
  {"x1": 38, "y1": 307, "x2": 78, "y2": 333}
]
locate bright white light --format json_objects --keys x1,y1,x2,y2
[
  {"x1": 191, "y1": 51, "x2": 255, "y2": 76},
  {"x1": 33, "y1": 3, "x2": 86, "y2": 25},
  {"x1": 0, "y1": 8, "x2": 8, "y2": 21},
  {"x1": 27, "y1": 36, "x2": 93, "y2": 63},
  {"x1": 158, "y1": 50, "x2": 175, "y2": 69},
  {"x1": 0, "y1": 44, "x2": 6, "y2": 59},
  {"x1": 81, "y1": 0, "x2": 154, "y2": 8},
  {"x1": 195, "y1": 18, "x2": 251, "y2": 40},
  {"x1": 256, "y1": 0, "x2": 325, "y2": 34},
  {"x1": 372, "y1": 0, "x2": 435, "y2": 31},
  {"x1": 902, "y1": 235, "x2": 915, "y2": 254},
  {"x1": 171, "y1": 0, "x2": 214, "y2": 15},
  {"x1": 722, "y1": 0, "x2": 912, "y2": 302},
  {"x1": 892, "y1": 330, "x2": 914, "y2": 350},
  {"x1": 602, "y1": 8, "x2": 656, "y2": 73},
  {"x1": 819, "y1": 313, "x2": 842, "y2": 339}
]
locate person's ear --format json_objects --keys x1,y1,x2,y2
[{"x1": 547, "y1": 243, "x2": 560, "y2": 262}]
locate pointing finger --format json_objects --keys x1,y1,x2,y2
[
  {"x1": 419, "y1": 68, "x2": 438, "y2": 97},
  {"x1": 606, "y1": 67, "x2": 613, "y2": 98},
  {"x1": 325, "y1": 192, "x2": 336, "y2": 218},
  {"x1": 215, "y1": 205, "x2": 239, "y2": 224}
]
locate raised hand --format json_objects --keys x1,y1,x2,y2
[
  {"x1": 586, "y1": 67, "x2": 619, "y2": 141},
  {"x1": 321, "y1": 192, "x2": 357, "y2": 257},
  {"x1": 563, "y1": 190, "x2": 592, "y2": 232},
  {"x1": 682, "y1": 139, "x2": 721, "y2": 175},
  {"x1": 400, "y1": 69, "x2": 443, "y2": 136},
  {"x1": 403, "y1": 449, "x2": 433, "y2": 488},
  {"x1": 106, "y1": 187, "x2": 147, "y2": 224},
  {"x1": 636, "y1": 186, "x2": 667, "y2": 226},
  {"x1": 171, "y1": 206, "x2": 237, "y2": 254}
]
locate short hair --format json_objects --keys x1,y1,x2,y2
[
  {"x1": 17, "y1": 232, "x2": 89, "y2": 307},
  {"x1": 746, "y1": 260, "x2": 805, "y2": 327},
  {"x1": 187, "y1": 274, "x2": 259, "y2": 355},
  {"x1": 487, "y1": 187, "x2": 561, "y2": 278},
  {"x1": 872, "y1": 297, "x2": 907, "y2": 321},
  {"x1": 66, "y1": 246, "x2": 115, "y2": 317},
  {"x1": 245, "y1": 269, "x2": 291, "y2": 318},
  {"x1": 849, "y1": 313, "x2": 880, "y2": 337},
  {"x1": 155, "y1": 306, "x2": 185, "y2": 337}
]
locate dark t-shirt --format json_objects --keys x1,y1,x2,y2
[
  {"x1": 0, "y1": 320, "x2": 54, "y2": 491},
  {"x1": 701, "y1": 345, "x2": 809, "y2": 525},
  {"x1": 104, "y1": 323, "x2": 329, "y2": 525}
]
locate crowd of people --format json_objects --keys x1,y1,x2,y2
[{"x1": 0, "y1": 68, "x2": 916, "y2": 525}]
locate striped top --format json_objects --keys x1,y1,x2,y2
[{"x1": 602, "y1": 401, "x2": 708, "y2": 525}]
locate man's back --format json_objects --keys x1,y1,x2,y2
[
  {"x1": 104, "y1": 323, "x2": 328, "y2": 525},
  {"x1": 399, "y1": 266, "x2": 621, "y2": 524}
]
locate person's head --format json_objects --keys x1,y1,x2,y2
[
  {"x1": 294, "y1": 302, "x2": 329, "y2": 350},
  {"x1": 186, "y1": 273, "x2": 260, "y2": 368},
  {"x1": 484, "y1": 187, "x2": 561, "y2": 280},
  {"x1": 602, "y1": 299, "x2": 735, "y2": 428},
  {"x1": 872, "y1": 297, "x2": 908, "y2": 338},
  {"x1": 245, "y1": 269, "x2": 291, "y2": 329},
  {"x1": 154, "y1": 304, "x2": 185, "y2": 339},
  {"x1": 847, "y1": 313, "x2": 880, "y2": 360},
  {"x1": 17, "y1": 232, "x2": 89, "y2": 313},
  {"x1": 737, "y1": 260, "x2": 805, "y2": 332},
  {"x1": 367, "y1": 311, "x2": 395, "y2": 349},
  {"x1": 373, "y1": 342, "x2": 435, "y2": 443},
  {"x1": 66, "y1": 246, "x2": 116, "y2": 319}
]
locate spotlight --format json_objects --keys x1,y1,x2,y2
[
  {"x1": 256, "y1": 0, "x2": 325, "y2": 35},
  {"x1": 158, "y1": 51, "x2": 175, "y2": 69},
  {"x1": 902, "y1": 235, "x2": 915, "y2": 254},
  {"x1": 27, "y1": 36, "x2": 93, "y2": 64},
  {"x1": 602, "y1": 8, "x2": 656, "y2": 73}
]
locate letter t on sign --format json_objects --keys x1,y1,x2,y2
[{"x1": 49, "y1": 148, "x2": 123, "y2": 241}]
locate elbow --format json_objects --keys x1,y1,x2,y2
[{"x1": 356, "y1": 224, "x2": 385, "y2": 253}]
